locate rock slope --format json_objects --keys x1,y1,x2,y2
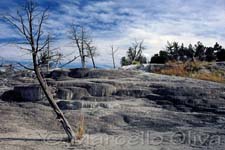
[{"x1": 0, "y1": 68, "x2": 225, "y2": 150}]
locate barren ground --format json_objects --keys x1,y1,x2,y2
[{"x1": 0, "y1": 69, "x2": 225, "y2": 150}]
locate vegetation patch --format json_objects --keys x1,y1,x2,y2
[{"x1": 155, "y1": 61, "x2": 225, "y2": 83}]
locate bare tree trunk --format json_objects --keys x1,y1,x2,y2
[
  {"x1": 111, "y1": 45, "x2": 118, "y2": 69},
  {"x1": 81, "y1": 27, "x2": 86, "y2": 68},
  {"x1": 47, "y1": 34, "x2": 50, "y2": 72},
  {"x1": 33, "y1": 53, "x2": 76, "y2": 143},
  {"x1": 86, "y1": 43, "x2": 96, "y2": 68},
  {"x1": 90, "y1": 54, "x2": 96, "y2": 68},
  {"x1": 81, "y1": 56, "x2": 86, "y2": 68},
  {"x1": 112, "y1": 51, "x2": 116, "y2": 69}
]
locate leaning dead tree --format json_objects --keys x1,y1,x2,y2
[
  {"x1": 110, "y1": 45, "x2": 119, "y2": 69},
  {"x1": 3, "y1": 1, "x2": 75, "y2": 143},
  {"x1": 70, "y1": 25, "x2": 97, "y2": 68}
]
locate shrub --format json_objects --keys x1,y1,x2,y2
[
  {"x1": 132, "y1": 61, "x2": 141, "y2": 65},
  {"x1": 121, "y1": 57, "x2": 130, "y2": 66},
  {"x1": 150, "y1": 51, "x2": 169, "y2": 64},
  {"x1": 76, "y1": 113, "x2": 85, "y2": 140}
]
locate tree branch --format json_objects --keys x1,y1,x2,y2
[
  {"x1": 60, "y1": 56, "x2": 79, "y2": 68},
  {"x1": 3, "y1": 15, "x2": 30, "y2": 43},
  {"x1": 17, "y1": 62, "x2": 34, "y2": 71},
  {"x1": 36, "y1": 8, "x2": 48, "y2": 51}
]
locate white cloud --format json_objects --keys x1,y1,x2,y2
[{"x1": 0, "y1": 0, "x2": 225, "y2": 67}]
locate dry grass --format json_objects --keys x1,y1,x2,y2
[
  {"x1": 156, "y1": 61, "x2": 225, "y2": 83},
  {"x1": 192, "y1": 73, "x2": 224, "y2": 83},
  {"x1": 159, "y1": 62, "x2": 188, "y2": 77},
  {"x1": 76, "y1": 113, "x2": 85, "y2": 140}
]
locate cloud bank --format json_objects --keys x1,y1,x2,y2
[{"x1": 0, "y1": 0, "x2": 225, "y2": 67}]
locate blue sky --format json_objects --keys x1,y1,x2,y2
[{"x1": 0, "y1": 0, "x2": 225, "y2": 66}]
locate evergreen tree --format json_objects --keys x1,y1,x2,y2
[
  {"x1": 150, "y1": 51, "x2": 169, "y2": 64},
  {"x1": 213, "y1": 42, "x2": 225, "y2": 61},
  {"x1": 217, "y1": 49, "x2": 225, "y2": 61},
  {"x1": 205, "y1": 47, "x2": 216, "y2": 61},
  {"x1": 121, "y1": 56, "x2": 129, "y2": 66},
  {"x1": 186, "y1": 44, "x2": 195, "y2": 60},
  {"x1": 194, "y1": 41, "x2": 205, "y2": 61},
  {"x1": 151, "y1": 41, "x2": 224, "y2": 64}
]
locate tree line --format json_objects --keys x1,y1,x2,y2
[
  {"x1": 150, "y1": 41, "x2": 225, "y2": 64},
  {"x1": 121, "y1": 41, "x2": 225, "y2": 66}
]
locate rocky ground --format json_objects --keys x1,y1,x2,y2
[{"x1": 0, "y1": 68, "x2": 225, "y2": 150}]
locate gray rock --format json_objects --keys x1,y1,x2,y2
[
  {"x1": 85, "y1": 83, "x2": 116, "y2": 97},
  {"x1": 68, "y1": 68, "x2": 137, "y2": 79},
  {"x1": 81, "y1": 96, "x2": 116, "y2": 102},
  {"x1": 57, "y1": 87, "x2": 90, "y2": 100},
  {"x1": 1, "y1": 90, "x2": 22, "y2": 102},
  {"x1": 116, "y1": 88, "x2": 150, "y2": 98},
  {"x1": 68, "y1": 87, "x2": 90, "y2": 99},
  {"x1": 57, "y1": 88, "x2": 73, "y2": 100},
  {"x1": 87, "y1": 69, "x2": 137, "y2": 79},
  {"x1": 57, "y1": 100, "x2": 82, "y2": 110},
  {"x1": 14, "y1": 85, "x2": 44, "y2": 101},
  {"x1": 1, "y1": 68, "x2": 225, "y2": 150},
  {"x1": 68, "y1": 68, "x2": 92, "y2": 78},
  {"x1": 57, "y1": 100, "x2": 119, "y2": 110},
  {"x1": 50, "y1": 69, "x2": 70, "y2": 80},
  {"x1": 55, "y1": 81, "x2": 117, "y2": 97}
]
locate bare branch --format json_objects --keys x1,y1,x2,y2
[
  {"x1": 17, "y1": 62, "x2": 34, "y2": 71},
  {"x1": 36, "y1": 8, "x2": 48, "y2": 51},
  {"x1": 136, "y1": 40, "x2": 145, "y2": 59},
  {"x1": 17, "y1": 11, "x2": 30, "y2": 35},
  {"x1": 37, "y1": 37, "x2": 49, "y2": 52},
  {"x1": 3, "y1": 15, "x2": 30, "y2": 43},
  {"x1": 16, "y1": 46, "x2": 32, "y2": 52},
  {"x1": 110, "y1": 45, "x2": 119, "y2": 54},
  {"x1": 60, "y1": 56, "x2": 79, "y2": 68},
  {"x1": 72, "y1": 25, "x2": 82, "y2": 55}
]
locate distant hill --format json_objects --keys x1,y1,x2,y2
[{"x1": 0, "y1": 60, "x2": 112, "y2": 70}]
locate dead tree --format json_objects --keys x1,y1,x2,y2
[
  {"x1": 39, "y1": 34, "x2": 62, "y2": 71},
  {"x1": 127, "y1": 40, "x2": 146, "y2": 64},
  {"x1": 110, "y1": 45, "x2": 119, "y2": 69},
  {"x1": 85, "y1": 40, "x2": 97, "y2": 68},
  {"x1": 3, "y1": 1, "x2": 75, "y2": 143},
  {"x1": 71, "y1": 25, "x2": 87, "y2": 68},
  {"x1": 70, "y1": 25, "x2": 97, "y2": 68},
  {"x1": 130, "y1": 40, "x2": 145, "y2": 61}
]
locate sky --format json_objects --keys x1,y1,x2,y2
[{"x1": 0, "y1": 0, "x2": 225, "y2": 67}]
